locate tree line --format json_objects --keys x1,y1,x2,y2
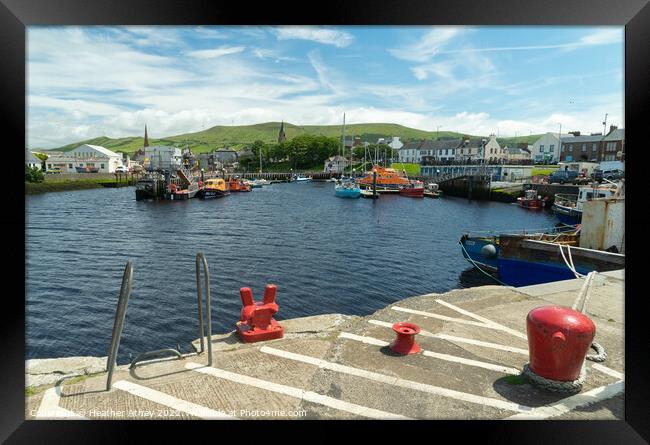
[{"x1": 238, "y1": 134, "x2": 399, "y2": 171}]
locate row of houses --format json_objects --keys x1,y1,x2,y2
[{"x1": 393, "y1": 125, "x2": 625, "y2": 165}]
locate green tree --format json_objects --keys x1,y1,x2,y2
[
  {"x1": 25, "y1": 165, "x2": 44, "y2": 183},
  {"x1": 32, "y1": 152, "x2": 49, "y2": 171}
]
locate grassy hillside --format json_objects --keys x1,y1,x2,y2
[{"x1": 44, "y1": 121, "x2": 543, "y2": 155}]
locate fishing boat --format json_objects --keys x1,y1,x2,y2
[
  {"x1": 228, "y1": 177, "x2": 252, "y2": 192},
  {"x1": 517, "y1": 189, "x2": 549, "y2": 209},
  {"x1": 459, "y1": 225, "x2": 580, "y2": 273},
  {"x1": 164, "y1": 182, "x2": 200, "y2": 200},
  {"x1": 357, "y1": 166, "x2": 409, "y2": 192},
  {"x1": 294, "y1": 174, "x2": 312, "y2": 182},
  {"x1": 335, "y1": 179, "x2": 361, "y2": 198},
  {"x1": 198, "y1": 178, "x2": 230, "y2": 199},
  {"x1": 423, "y1": 182, "x2": 442, "y2": 198},
  {"x1": 135, "y1": 177, "x2": 157, "y2": 201},
  {"x1": 399, "y1": 180, "x2": 425, "y2": 198},
  {"x1": 552, "y1": 182, "x2": 621, "y2": 225},
  {"x1": 459, "y1": 223, "x2": 624, "y2": 287}
]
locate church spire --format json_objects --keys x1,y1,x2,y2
[
  {"x1": 144, "y1": 124, "x2": 149, "y2": 147},
  {"x1": 278, "y1": 121, "x2": 286, "y2": 143}
]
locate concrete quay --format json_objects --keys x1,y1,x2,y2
[{"x1": 26, "y1": 270, "x2": 624, "y2": 420}]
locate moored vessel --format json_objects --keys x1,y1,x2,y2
[
  {"x1": 399, "y1": 180, "x2": 424, "y2": 198},
  {"x1": 517, "y1": 189, "x2": 549, "y2": 209},
  {"x1": 198, "y1": 178, "x2": 230, "y2": 199},
  {"x1": 357, "y1": 166, "x2": 409, "y2": 192}
]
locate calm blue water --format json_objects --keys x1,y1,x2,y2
[{"x1": 26, "y1": 183, "x2": 557, "y2": 362}]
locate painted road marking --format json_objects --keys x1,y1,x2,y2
[
  {"x1": 506, "y1": 380, "x2": 624, "y2": 420},
  {"x1": 113, "y1": 380, "x2": 235, "y2": 419},
  {"x1": 590, "y1": 363, "x2": 624, "y2": 380},
  {"x1": 434, "y1": 299, "x2": 528, "y2": 340},
  {"x1": 260, "y1": 346, "x2": 533, "y2": 413},
  {"x1": 368, "y1": 319, "x2": 529, "y2": 355},
  {"x1": 339, "y1": 332, "x2": 521, "y2": 375},
  {"x1": 185, "y1": 362, "x2": 410, "y2": 419},
  {"x1": 391, "y1": 306, "x2": 496, "y2": 329},
  {"x1": 34, "y1": 387, "x2": 87, "y2": 419}
]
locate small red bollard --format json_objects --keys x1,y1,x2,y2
[
  {"x1": 236, "y1": 284, "x2": 284, "y2": 343},
  {"x1": 527, "y1": 306, "x2": 595, "y2": 381},
  {"x1": 389, "y1": 322, "x2": 421, "y2": 355}
]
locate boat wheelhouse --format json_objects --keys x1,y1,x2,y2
[
  {"x1": 357, "y1": 166, "x2": 410, "y2": 192},
  {"x1": 552, "y1": 182, "x2": 620, "y2": 224}
]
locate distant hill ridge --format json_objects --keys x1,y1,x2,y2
[{"x1": 43, "y1": 121, "x2": 542, "y2": 154}]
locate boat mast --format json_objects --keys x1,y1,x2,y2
[{"x1": 342, "y1": 113, "x2": 346, "y2": 177}]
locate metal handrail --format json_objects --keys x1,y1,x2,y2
[
  {"x1": 106, "y1": 261, "x2": 133, "y2": 391},
  {"x1": 129, "y1": 348, "x2": 183, "y2": 369},
  {"x1": 196, "y1": 252, "x2": 213, "y2": 366}
]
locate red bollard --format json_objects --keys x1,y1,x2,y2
[
  {"x1": 236, "y1": 284, "x2": 284, "y2": 343},
  {"x1": 389, "y1": 322, "x2": 421, "y2": 355},
  {"x1": 527, "y1": 306, "x2": 595, "y2": 381}
]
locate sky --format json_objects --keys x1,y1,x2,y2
[{"x1": 27, "y1": 26, "x2": 624, "y2": 148}]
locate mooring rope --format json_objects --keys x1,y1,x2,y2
[{"x1": 458, "y1": 240, "x2": 508, "y2": 286}]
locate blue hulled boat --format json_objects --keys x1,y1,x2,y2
[{"x1": 335, "y1": 179, "x2": 361, "y2": 198}]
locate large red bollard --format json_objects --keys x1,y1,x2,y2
[
  {"x1": 236, "y1": 284, "x2": 284, "y2": 343},
  {"x1": 389, "y1": 322, "x2": 421, "y2": 355},
  {"x1": 527, "y1": 306, "x2": 595, "y2": 381}
]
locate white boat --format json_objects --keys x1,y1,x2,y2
[
  {"x1": 552, "y1": 180, "x2": 623, "y2": 225},
  {"x1": 294, "y1": 175, "x2": 312, "y2": 182}
]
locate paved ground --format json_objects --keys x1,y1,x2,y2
[{"x1": 26, "y1": 270, "x2": 624, "y2": 420}]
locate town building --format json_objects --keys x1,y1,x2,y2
[
  {"x1": 324, "y1": 155, "x2": 351, "y2": 173},
  {"x1": 531, "y1": 132, "x2": 571, "y2": 163},
  {"x1": 559, "y1": 127, "x2": 624, "y2": 163},
  {"x1": 505, "y1": 144, "x2": 532, "y2": 162},
  {"x1": 482, "y1": 134, "x2": 506, "y2": 163},
  {"x1": 26, "y1": 150, "x2": 42, "y2": 170},
  {"x1": 398, "y1": 139, "x2": 441, "y2": 163},
  {"x1": 43, "y1": 144, "x2": 124, "y2": 173}
]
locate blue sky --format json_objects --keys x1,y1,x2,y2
[{"x1": 27, "y1": 26, "x2": 623, "y2": 148}]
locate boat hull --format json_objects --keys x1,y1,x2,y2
[
  {"x1": 497, "y1": 235, "x2": 624, "y2": 287},
  {"x1": 399, "y1": 187, "x2": 424, "y2": 198},
  {"x1": 335, "y1": 188, "x2": 361, "y2": 198},
  {"x1": 517, "y1": 198, "x2": 545, "y2": 209},
  {"x1": 460, "y1": 236, "x2": 500, "y2": 272},
  {"x1": 552, "y1": 203, "x2": 582, "y2": 225},
  {"x1": 199, "y1": 189, "x2": 229, "y2": 199}
]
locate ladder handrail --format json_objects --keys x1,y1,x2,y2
[
  {"x1": 106, "y1": 261, "x2": 133, "y2": 391},
  {"x1": 196, "y1": 252, "x2": 213, "y2": 367}
]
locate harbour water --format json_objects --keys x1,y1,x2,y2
[{"x1": 26, "y1": 183, "x2": 558, "y2": 361}]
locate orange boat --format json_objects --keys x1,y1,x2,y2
[
  {"x1": 227, "y1": 177, "x2": 252, "y2": 192},
  {"x1": 357, "y1": 166, "x2": 410, "y2": 193}
]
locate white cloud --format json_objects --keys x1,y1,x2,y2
[
  {"x1": 187, "y1": 46, "x2": 246, "y2": 59},
  {"x1": 272, "y1": 26, "x2": 354, "y2": 47},
  {"x1": 388, "y1": 28, "x2": 466, "y2": 62}
]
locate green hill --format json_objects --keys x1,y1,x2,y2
[{"x1": 44, "y1": 121, "x2": 543, "y2": 154}]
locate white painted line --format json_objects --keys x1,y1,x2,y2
[
  {"x1": 368, "y1": 319, "x2": 529, "y2": 355},
  {"x1": 506, "y1": 380, "x2": 624, "y2": 420},
  {"x1": 434, "y1": 299, "x2": 528, "y2": 340},
  {"x1": 339, "y1": 332, "x2": 520, "y2": 375},
  {"x1": 591, "y1": 363, "x2": 624, "y2": 380},
  {"x1": 260, "y1": 346, "x2": 533, "y2": 414},
  {"x1": 34, "y1": 387, "x2": 87, "y2": 419},
  {"x1": 185, "y1": 362, "x2": 409, "y2": 419},
  {"x1": 113, "y1": 380, "x2": 235, "y2": 419},
  {"x1": 391, "y1": 306, "x2": 500, "y2": 329}
]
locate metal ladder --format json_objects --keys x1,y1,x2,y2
[{"x1": 105, "y1": 252, "x2": 213, "y2": 391}]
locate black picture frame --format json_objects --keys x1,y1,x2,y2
[{"x1": 3, "y1": 0, "x2": 648, "y2": 442}]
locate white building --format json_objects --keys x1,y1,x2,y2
[
  {"x1": 531, "y1": 133, "x2": 571, "y2": 163},
  {"x1": 67, "y1": 144, "x2": 124, "y2": 172},
  {"x1": 144, "y1": 145, "x2": 183, "y2": 171},
  {"x1": 482, "y1": 134, "x2": 506, "y2": 162},
  {"x1": 324, "y1": 155, "x2": 350, "y2": 173},
  {"x1": 26, "y1": 150, "x2": 42, "y2": 170}
]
